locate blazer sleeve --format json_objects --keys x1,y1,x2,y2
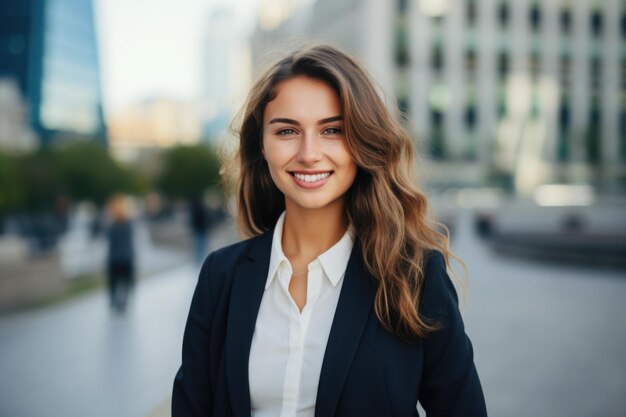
[
  {"x1": 172, "y1": 252, "x2": 216, "y2": 417},
  {"x1": 418, "y1": 251, "x2": 488, "y2": 416}
]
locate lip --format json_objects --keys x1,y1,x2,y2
[{"x1": 289, "y1": 170, "x2": 333, "y2": 189}]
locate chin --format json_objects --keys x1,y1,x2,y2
[{"x1": 285, "y1": 194, "x2": 345, "y2": 212}]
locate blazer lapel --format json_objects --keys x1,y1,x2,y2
[
  {"x1": 315, "y1": 241, "x2": 377, "y2": 417},
  {"x1": 225, "y1": 231, "x2": 272, "y2": 417}
]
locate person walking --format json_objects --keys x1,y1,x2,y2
[
  {"x1": 106, "y1": 194, "x2": 135, "y2": 314},
  {"x1": 188, "y1": 194, "x2": 212, "y2": 265}
]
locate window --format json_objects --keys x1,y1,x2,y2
[
  {"x1": 497, "y1": 1, "x2": 509, "y2": 28},
  {"x1": 559, "y1": 98, "x2": 570, "y2": 132},
  {"x1": 429, "y1": 109, "x2": 445, "y2": 158},
  {"x1": 558, "y1": 97, "x2": 571, "y2": 161},
  {"x1": 395, "y1": 18, "x2": 409, "y2": 67},
  {"x1": 498, "y1": 52, "x2": 510, "y2": 79},
  {"x1": 397, "y1": 0, "x2": 408, "y2": 13},
  {"x1": 560, "y1": 6, "x2": 572, "y2": 34},
  {"x1": 620, "y1": 105, "x2": 626, "y2": 161},
  {"x1": 465, "y1": 105, "x2": 477, "y2": 129},
  {"x1": 497, "y1": 87, "x2": 507, "y2": 118},
  {"x1": 621, "y1": 12, "x2": 626, "y2": 38},
  {"x1": 560, "y1": 54, "x2": 572, "y2": 87},
  {"x1": 431, "y1": 109, "x2": 444, "y2": 127},
  {"x1": 586, "y1": 101, "x2": 601, "y2": 164},
  {"x1": 530, "y1": 51, "x2": 541, "y2": 79},
  {"x1": 590, "y1": 57, "x2": 602, "y2": 90},
  {"x1": 431, "y1": 45, "x2": 444, "y2": 71},
  {"x1": 465, "y1": 48, "x2": 477, "y2": 74},
  {"x1": 590, "y1": 9, "x2": 603, "y2": 37},
  {"x1": 529, "y1": 2, "x2": 541, "y2": 31},
  {"x1": 466, "y1": 0, "x2": 477, "y2": 27},
  {"x1": 397, "y1": 95, "x2": 410, "y2": 115}
]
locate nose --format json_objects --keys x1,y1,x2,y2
[{"x1": 296, "y1": 132, "x2": 322, "y2": 164}]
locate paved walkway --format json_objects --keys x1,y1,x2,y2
[{"x1": 0, "y1": 219, "x2": 239, "y2": 417}]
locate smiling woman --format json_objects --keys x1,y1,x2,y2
[
  {"x1": 172, "y1": 43, "x2": 487, "y2": 417},
  {"x1": 262, "y1": 76, "x2": 357, "y2": 214}
]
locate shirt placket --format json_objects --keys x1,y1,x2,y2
[{"x1": 277, "y1": 261, "x2": 323, "y2": 417}]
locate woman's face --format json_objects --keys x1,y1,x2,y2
[{"x1": 262, "y1": 76, "x2": 357, "y2": 213}]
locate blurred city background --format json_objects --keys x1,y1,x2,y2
[{"x1": 0, "y1": 0, "x2": 624, "y2": 416}]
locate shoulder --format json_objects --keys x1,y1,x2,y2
[
  {"x1": 204, "y1": 237, "x2": 254, "y2": 269},
  {"x1": 419, "y1": 249, "x2": 460, "y2": 322},
  {"x1": 197, "y1": 231, "x2": 272, "y2": 291}
]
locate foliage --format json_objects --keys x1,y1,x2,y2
[
  {"x1": 19, "y1": 150, "x2": 64, "y2": 211},
  {"x1": 0, "y1": 152, "x2": 26, "y2": 212},
  {"x1": 0, "y1": 141, "x2": 221, "y2": 214},
  {"x1": 0, "y1": 141, "x2": 140, "y2": 214},
  {"x1": 52, "y1": 141, "x2": 137, "y2": 205},
  {"x1": 157, "y1": 144, "x2": 221, "y2": 199}
]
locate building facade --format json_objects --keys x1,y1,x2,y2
[
  {"x1": 107, "y1": 98, "x2": 204, "y2": 163},
  {"x1": 0, "y1": 0, "x2": 106, "y2": 148},
  {"x1": 201, "y1": 6, "x2": 252, "y2": 142},
  {"x1": 409, "y1": 0, "x2": 625, "y2": 192},
  {"x1": 251, "y1": 0, "x2": 396, "y2": 96},
  {"x1": 252, "y1": 0, "x2": 625, "y2": 191}
]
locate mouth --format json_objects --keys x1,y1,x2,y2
[
  {"x1": 290, "y1": 171, "x2": 332, "y2": 183},
  {"x1": 288, "y1": 170, "x2": 333, "y2": 188}
]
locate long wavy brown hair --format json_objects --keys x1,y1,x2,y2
[{"x1": 223, "y1": 43, "x2": 460, "y2": 341}]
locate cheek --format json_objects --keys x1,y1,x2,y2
[
  {"x1": 333, "y1": 142, "x2": 356, "y2": 172},
  {"x1": 262, "y1": 142, "x2": 291, "y2": 184},
  {"x1": 262, "y1": 139, "x2": 279, "y2": 166}
]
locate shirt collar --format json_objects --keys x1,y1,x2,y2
[
  {"x1": 266, "y1": 212, "x2": 288, "y2": 289},
  {"x1": 266, "y1": 211, "x2": 354, "y2": 289}
]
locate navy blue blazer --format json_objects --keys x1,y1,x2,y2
[{"x1": 172, "y1": 230, "x2": 487, "y2": 417}]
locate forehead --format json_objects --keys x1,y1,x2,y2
[{"x1": 263, "y1": 76, "x2": 341, "y2": 123}]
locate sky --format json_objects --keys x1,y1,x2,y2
[{"x1": 94, "y1": 0, "x2": 259, "y2": 117}]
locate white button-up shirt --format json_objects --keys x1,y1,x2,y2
[{"x1": 249, "y1": 211, "x2": 354, "y2": 417}]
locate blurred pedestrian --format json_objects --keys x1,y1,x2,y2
[
  {"x1": 106, "y1": 194, "x2": 135, "y2": 314},
  {"x1": 173, "y1": 43, "x2": 487, "y2": 416},
  {"x1": 188, "y1": 194, "x2": 212, "y2": 264}
]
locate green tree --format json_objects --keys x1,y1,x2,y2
[
  {"x1": 0, "y1": 152, "x2": 27, "y2": 213},
  {"x1": 52, "y1": 141, "x2": 137, "y2": 205},
  {"x1": 158, "y1": 144, "x2": 221, "y2": 199},
  {"x1": 20, "y1": 150, "x2": 64, "y2": 211}
]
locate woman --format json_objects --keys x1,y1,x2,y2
[
  {"x1": 173, "y1": 43, "x2": 487, "y2": 417},
  {"x1": 106, "y1": 194, "x2": 135, "y2": 314}
]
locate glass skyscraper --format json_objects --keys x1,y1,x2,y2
[{"x1": 0, "y1": 0, "x2": 106, "y2": 147}]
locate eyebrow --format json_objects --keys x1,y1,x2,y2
[{"x1": 268, "y1": 116, "x2": 343, "y2": 126}]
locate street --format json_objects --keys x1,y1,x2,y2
[
  {"x1": 454, "y1": 210, "x2": 626, "y2": 417},
  {"x1": 0, "y1": 210, "x2": 624, "y2": 417}
]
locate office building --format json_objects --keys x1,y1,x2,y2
[
  {"x1": 409, "y1": 0, "x2": 625, "y2": 192},
  {"x1": 251, "y1": 0, "x2": 395, "y2": 96},
  {"x1": 201, "y1": 6, "x2": 252, "y2": 142},
  {"x1": 0, "y1": 0, "x2": 106, "y2": 147}
]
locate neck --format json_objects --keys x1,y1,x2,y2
[{"x1": 281, "y1": 199, "x2": 348, "y2": 262}]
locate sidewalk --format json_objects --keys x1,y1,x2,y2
[
  {"x1": 145, "y1": 219, "x2": 240, "y2": 417},
  {"x1": 0, "y1": 217, "x2": 241, "y2": 417},
  {"x1": 0, "y1": 215, "x2": 190, "y2": 312},
  {"x1": 147, "y1": 397, "x2": 170, "y2": 417}
]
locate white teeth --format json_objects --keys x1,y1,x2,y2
[{"x1": 294, "y1": 172, "x2": 330, "y2": 183}]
